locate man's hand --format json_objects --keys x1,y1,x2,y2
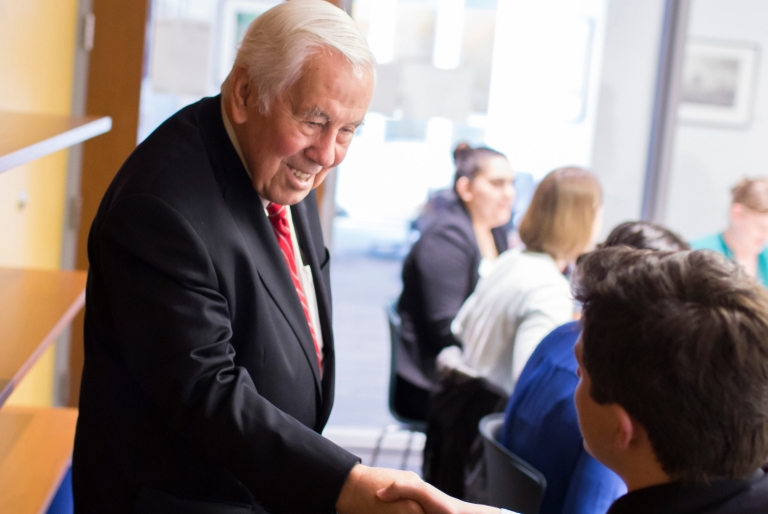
[
  {"x1": 377, "y1": 479, "x2": 501, "y2": 514},
  {"x1": 335, "y1": 464, "x2": 426, "y2": 514}
]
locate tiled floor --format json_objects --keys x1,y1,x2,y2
[
  {"x1": 324, "y1": 425, "x2": 425, "y2": 473},
  {"x1": 322, "y1": 246, "x2": 424, "y2": 472}
]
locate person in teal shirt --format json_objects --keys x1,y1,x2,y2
[{"x1": 692, "y1": 178, "x2": 768, "y2": 287}]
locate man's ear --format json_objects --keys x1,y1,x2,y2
[
  {"x1": 229, "y1": 65, "x2": 252, "y2": 125},
  {"x1": 455, "y1": 176, "x2": 473, "y2": 203},
  {"x1": 612, "y1": 404, "x2": 636, "y2": 450}
]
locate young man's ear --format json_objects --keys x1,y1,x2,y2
[
  {"x1": 228, "y1": 65, "x2": 252, "y2": 125},
  {"x1": 612, "y1": 404, "x2": 637, "y2": 450}
]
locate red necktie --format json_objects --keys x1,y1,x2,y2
[{"x1": 266, "y1": 202, "x2": 323, "y2": 371}]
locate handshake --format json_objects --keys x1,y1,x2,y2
[{"x1": 335, "y1": 464, "x2": 501, "y2": 514}]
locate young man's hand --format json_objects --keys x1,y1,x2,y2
[{"x1": 377, "y1": 478, "x2": 501, "y2": 514}]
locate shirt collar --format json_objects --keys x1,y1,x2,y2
[
  {"x1": 607, "y1": 468, "x2": 766, "y2": 514},
  {"x1": 220, "y1": 97, "x2": 269, "y2": 211},
  {"x1": 220, "y1": 96, "x2": 251, "y2": 179}
]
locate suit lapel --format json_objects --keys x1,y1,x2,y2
[
  {"x1": 291, "y1": 199, "x2": 332, "y2": 352},
  {"x1": 291, "y1": 198, "x2": 335, "y2": 426},
  {"x1": 199, "y1": 96, "x2": 322, "y2": 393}
]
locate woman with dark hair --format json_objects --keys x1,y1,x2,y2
[
  {"x1": 422, "y1": 167, "x2": 603, "y2": 497},
  {"x1": 444, "y1": 166, "x2": 603, "y2": 395},
  {"x1": 395, "y1": 143, "x2": 515, "y2": 421}
]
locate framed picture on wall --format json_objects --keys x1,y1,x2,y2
[
  {"x1": 217, "y1": 0, "x2": 280, "y2": 84},
  {"x1": 678, "y1": 39, "x2": 760, "y2": 129}
]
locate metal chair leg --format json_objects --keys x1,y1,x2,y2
[
  {"x1": 400, "y1": 429, "x2": 416, "y2": 470},
  {"x1": 370, "y1": 424, "x2": 397, "y2": 467},
  {"x1": 371, "y1": 423, "x2": 424, "y2": 470}
]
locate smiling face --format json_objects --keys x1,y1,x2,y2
[
  {"x1": 229, "y1": 50, "x2": 374, "y2": 205},
  {"x1": 730, "y1": 203, "x2": 768, "y2": 255},
  {"x1": 457, "y1": 156, "x2": 515, "y2": 229}
]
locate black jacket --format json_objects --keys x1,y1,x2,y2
[
  {"x1": 607, "y1": 467, "x2": 768, "y2": 514},
  {"x1": 72, "y1": 96, "x2": 358, "y2": 514},
  {"x1": 397, "y1": 196, "x2": 507, "y2": 393}
]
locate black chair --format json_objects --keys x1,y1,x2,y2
[
  {"x1": 479, "y1": 413, "x2": 547, "y2": 514},
  {"x1": 370, "y1": 302, "x2": 427, "y2": 469}
]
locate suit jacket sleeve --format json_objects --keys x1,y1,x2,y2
[{"x1": 92, "y1": 192, "x2": 358, "y2": 513}]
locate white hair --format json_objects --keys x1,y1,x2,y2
[{"x1": 228, "y1": 0, "x2": 376, "y2": 114}]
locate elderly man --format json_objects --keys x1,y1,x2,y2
[
  {"x1": 379, "y1": 248, "x2": 768, "y2": 514},
  {"x1": 72, "y1": 2, "x2": 422, "y2": 513}
]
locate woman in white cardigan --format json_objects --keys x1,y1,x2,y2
[{"x1": 438, "y1": 166, "x2": 603, "y2": 395}]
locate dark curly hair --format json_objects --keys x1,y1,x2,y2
[{"x1": 600, "y1": 221, "x2": 690, "y2": 252}]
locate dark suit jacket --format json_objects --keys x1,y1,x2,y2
[
  {"x1": 397, "y1": 198, "x2": 508, "y2": 395},
  {"x1": 72, "y1": 96, "x2": 358, "y2": 514}
]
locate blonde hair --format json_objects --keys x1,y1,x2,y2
[
  {"x1": 732, "y1": 178, "x2": 768, "y2": 213},
  {"x1": 227, "y1": 0, "x2": 376, "y2": 114},
  {"x1": 519, "y1": 167, "x2": 602, "y2": 260}
]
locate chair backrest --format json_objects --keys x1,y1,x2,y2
[
  {"x1": 385, "y1": 302, "x2": 426, "y2": 431},
  {"x1": 479, "y1": 413, "x2": 547, "y2": 514}
]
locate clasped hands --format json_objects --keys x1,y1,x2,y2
[{"x1": 335, "y1": 464, "x2": 500, "y2": 514}]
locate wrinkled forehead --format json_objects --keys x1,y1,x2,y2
[
  {"x1": 294, "y1": 47, "x2": 374, "y2": 89},
  {"x1": 287, "y1": 55, "x2": 373, "y2": 118}
]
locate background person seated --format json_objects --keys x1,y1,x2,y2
[
  {"x1": 396, "y1": 143, "x2": 515, "y2": 420},
  {"x1": 422, "y1": 167, "x2": 602, "y2": 497},
  {"x1": 692, "y1": 177, "x2": 768, "y2": 287},
  {"x1": 499, "y1": 221, "x2": 690, "y2": 514},
  {"x1": 413, "y1": 171, "x2": 535, "y2": 243},
  {"x1": 379, "y1": 247, "x2": 768, "y2": 514},
  {"x1": 439, "y1": 166, "x2": 603, "y2": 395}
]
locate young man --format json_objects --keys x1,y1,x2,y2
[
  {"x1": 379, "y1": 248, "x2": 768, "y2": 513},
  {"x1": 497, "y1": 221, "x2": 689, "y2": 514}
]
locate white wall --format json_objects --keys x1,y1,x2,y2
[
  {"x1": 663, "y1": 0, "x2": 768, "y2": 240},
  {"x1": 590, "y1": 0, "x2": 666, "y2": 235}
]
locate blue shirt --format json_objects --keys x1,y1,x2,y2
[
  {"x1": 691, "y1": 233, "x2": 768, "y2": 288},
  {"x1": 499, "y1": 321, "x2": 626, "y2": 514}
]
